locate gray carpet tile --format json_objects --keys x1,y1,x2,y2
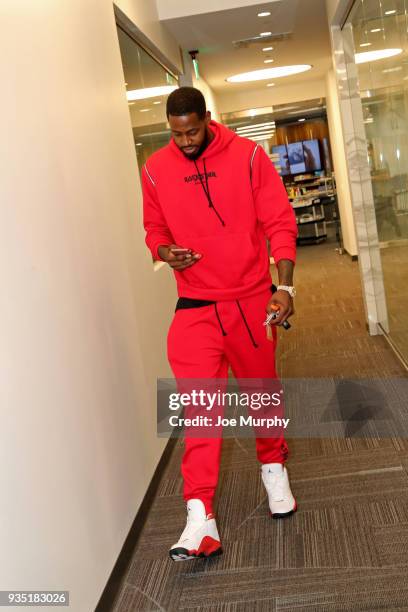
[
  {"x1": 114, "y1": 585, "x2": 163, "y2": 611},
  {"x1": 373, "y1": 524, "x2": 408, "y2": 567},
  {"x1": 276, "y1": 586, "x2": 408, "y2": 611},
  {"x1": 112, "y1": 240, "x2": 408, "y2": 611},
  {"x1": 179, "y1": 601, "x2": 278, "y2": 612},
  {"x1": 176, "y1": 568, "x2": 408, "y2": 608}
]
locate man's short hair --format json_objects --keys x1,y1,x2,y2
[{"x1": 166, "y1": 87, "x2": 207, "y2": 120}]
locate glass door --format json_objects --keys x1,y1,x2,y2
[{"x1": 345, "y1": 0, "x2": 408, "y2": 359}]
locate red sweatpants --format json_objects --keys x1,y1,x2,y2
[{"x1": 167, "y1": 288, "x2": 289, "y2": 514}]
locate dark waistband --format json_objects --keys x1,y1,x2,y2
[
  {"x1": 175, "y1": 285, "x2": 277, "y2": 311},
  {"x1": 175, "y1": 297, "x2": 215, "y2": 310}
]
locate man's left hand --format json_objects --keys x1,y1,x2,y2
[{"x1": 266, "y1": 290, "x2": 294, "y2": 326}]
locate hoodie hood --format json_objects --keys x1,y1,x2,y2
[{"x1": 169, "y1": 120, "x2": 237, "y2": 160}]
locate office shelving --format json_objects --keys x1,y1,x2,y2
[
  {"x1": 287, "y1": 175, "x2": 336, "y2": 245},
  {"x1": 269, "y1": 154, "x2": 337, "y2": 245}
]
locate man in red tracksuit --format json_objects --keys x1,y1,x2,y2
[{"x1": 142, "y1": 87, "x2": 298, "y2": 561}]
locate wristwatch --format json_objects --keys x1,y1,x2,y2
[{"x1": 277, "y1": 285, "x2": 296, "y2": 298}]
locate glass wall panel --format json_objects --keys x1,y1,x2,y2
[
  {"x1": 346, "y1": 0, "x2": 408, "y2": 359},
  {"x1": 116, "y1": 26, "x2": 178, "y2": 173}
]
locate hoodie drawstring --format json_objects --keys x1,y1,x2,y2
[
  {"x1": 213, "y1": 301, "x2": 259, "y2": 348},
  {"x1": 193, "y1": 159, "x2": 226, "y2": 227}
]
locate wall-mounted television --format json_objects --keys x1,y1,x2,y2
[
  {"x1": 273, "y1": 140, "x2": 322, "y2": 175},
  {"x1": 303, "y1": 139, "x2": 322, "y2": 172},
  {"x1": 272, "y1": 144, "x2": 291, "y2": 176},
  {"x1": 287, "y1": 142, "x2": 306, "y2": 174}
]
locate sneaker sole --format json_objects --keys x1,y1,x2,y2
[
  {"x1": 271, "y1": 501, "x2": 297, "y2": 519},
  {"x1": 169, "y1": 547, "x2": 223, "y2": 562}
]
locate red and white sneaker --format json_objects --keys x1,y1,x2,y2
[
  {"x1": 169, "y1": 499, "x2": 223, "y2": 561},
  {"x1": 261, "y1": 463, "x2": 297, "y2": 519}
]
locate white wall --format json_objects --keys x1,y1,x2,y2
[
  {"x1": 326, "y1": 0, "x2": 339, "y2": 23},
  {"x1": 157, "y1": 0, "x2": 282, "y2": 20},
  {"x1": 115, "y1": 0, "x2": 182, "y2": 72},
  {"x1": 178, "y1": 49, "x2": 221, "y2": 120},
  {"x1": 193, "y1": 75, "x2": 221, "y2": 122},
  {"x1": 216, "y1": 78, "x2": 327, "y2": 114},
  {"x1": 325, "y1": 70, "x2": 358, "y2": 256},
  {"x1": 0, "y1": 1, "x2": 177, "y2": 610}
]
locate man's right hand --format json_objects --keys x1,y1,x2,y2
[{"x1": 158, "y1": 245, "x2": 202, "y2": 271}]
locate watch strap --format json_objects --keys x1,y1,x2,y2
[{"x1": 277, "y1": 285, "x2": 296, "y2": 298}]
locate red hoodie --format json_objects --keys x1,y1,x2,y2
[{"x1": 142, "y1": 120, "x2": 297, "y2": 301}]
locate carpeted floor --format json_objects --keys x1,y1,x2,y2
[{"x1": 112, "y1": 239, "x2": 408, "y2": 612}]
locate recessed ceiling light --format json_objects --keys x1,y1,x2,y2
[
  {"x1": 260, "y1": 32, "x2": 272, "y2": 37},
  {"x1": 246, "y1": 131, "x2": 275, "y2": 140},
  {"x1": 140, "y1": 108, "x2": 151, "y2": 112},
  {"x1": 236, "y1": 122, "x2": 276, "y2": 131},
  {"x1": 355, "y1": 48, "x2": 403, "y2": 64},
  {"x1": 226, "y1": 64, "x2": 312, "y2": 83},
  {"x1": 371, "y1": 28, "x2": 382, "y2": 32},
  {"x1": 258, "y1": 11, "x2": 271, "y2": 17},
  {"x1": 136, "y1": 142, "x2": 143, "y2": 146},
  {"x1": 127, "y1": 85, "x2": 178, "y2": 101},
  {"x1": 264, "y1": 59, "x2": 274, "y2": 64},
  {"x1": 360, "y1": 42, "x2": 372, "y2": 47},
  {"x1": 153, "y1": 101, "x2": 162, "y2": 105},
  {"x1": 267, "y1": 82, "x2": 276, "y2": 87},
  {"x1": 250, "y1": 134, "x2": 275, "y2": 141},
  {"x1": 385, "y1": 9, "x2": 396, "y2": 15},
  {"x1": 242, "y1": 132, "x2": 276, "y2": 140},
  {"x1": 298, "y1": 118, "x2": 306, "y2": 122},
  {"x1": 237, "y1": 122, "x2": 276, "y2": 131},
  {"x1": 125, "y1": 82, "x2": 128, "y2": 86},
  {"x1": 128, "y1": 102, "x2": 135, "y2": 106},
  {"x1": 237, "y1": 124, "x2": 276, "y2": 134},
  {"x1": 263, "y1": 46, "x2": 274, "y2": 52},
  {"x1": 237, "y1": 125, "x2": 275, "y2": 136},
  {"x1": 246, "y1": 128, "x2": 276, "y2": 134}
]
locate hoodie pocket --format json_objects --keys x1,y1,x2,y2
[{"x1": 176, "y1": 231, "x2": 268, "y2": 290}]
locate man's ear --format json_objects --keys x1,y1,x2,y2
[{"x1": 205, "y1": 110, "x2": 212, "y2": 123}]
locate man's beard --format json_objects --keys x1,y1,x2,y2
[{"x1": 181, "y1": 130, "x2": 210, "y2": 160}]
